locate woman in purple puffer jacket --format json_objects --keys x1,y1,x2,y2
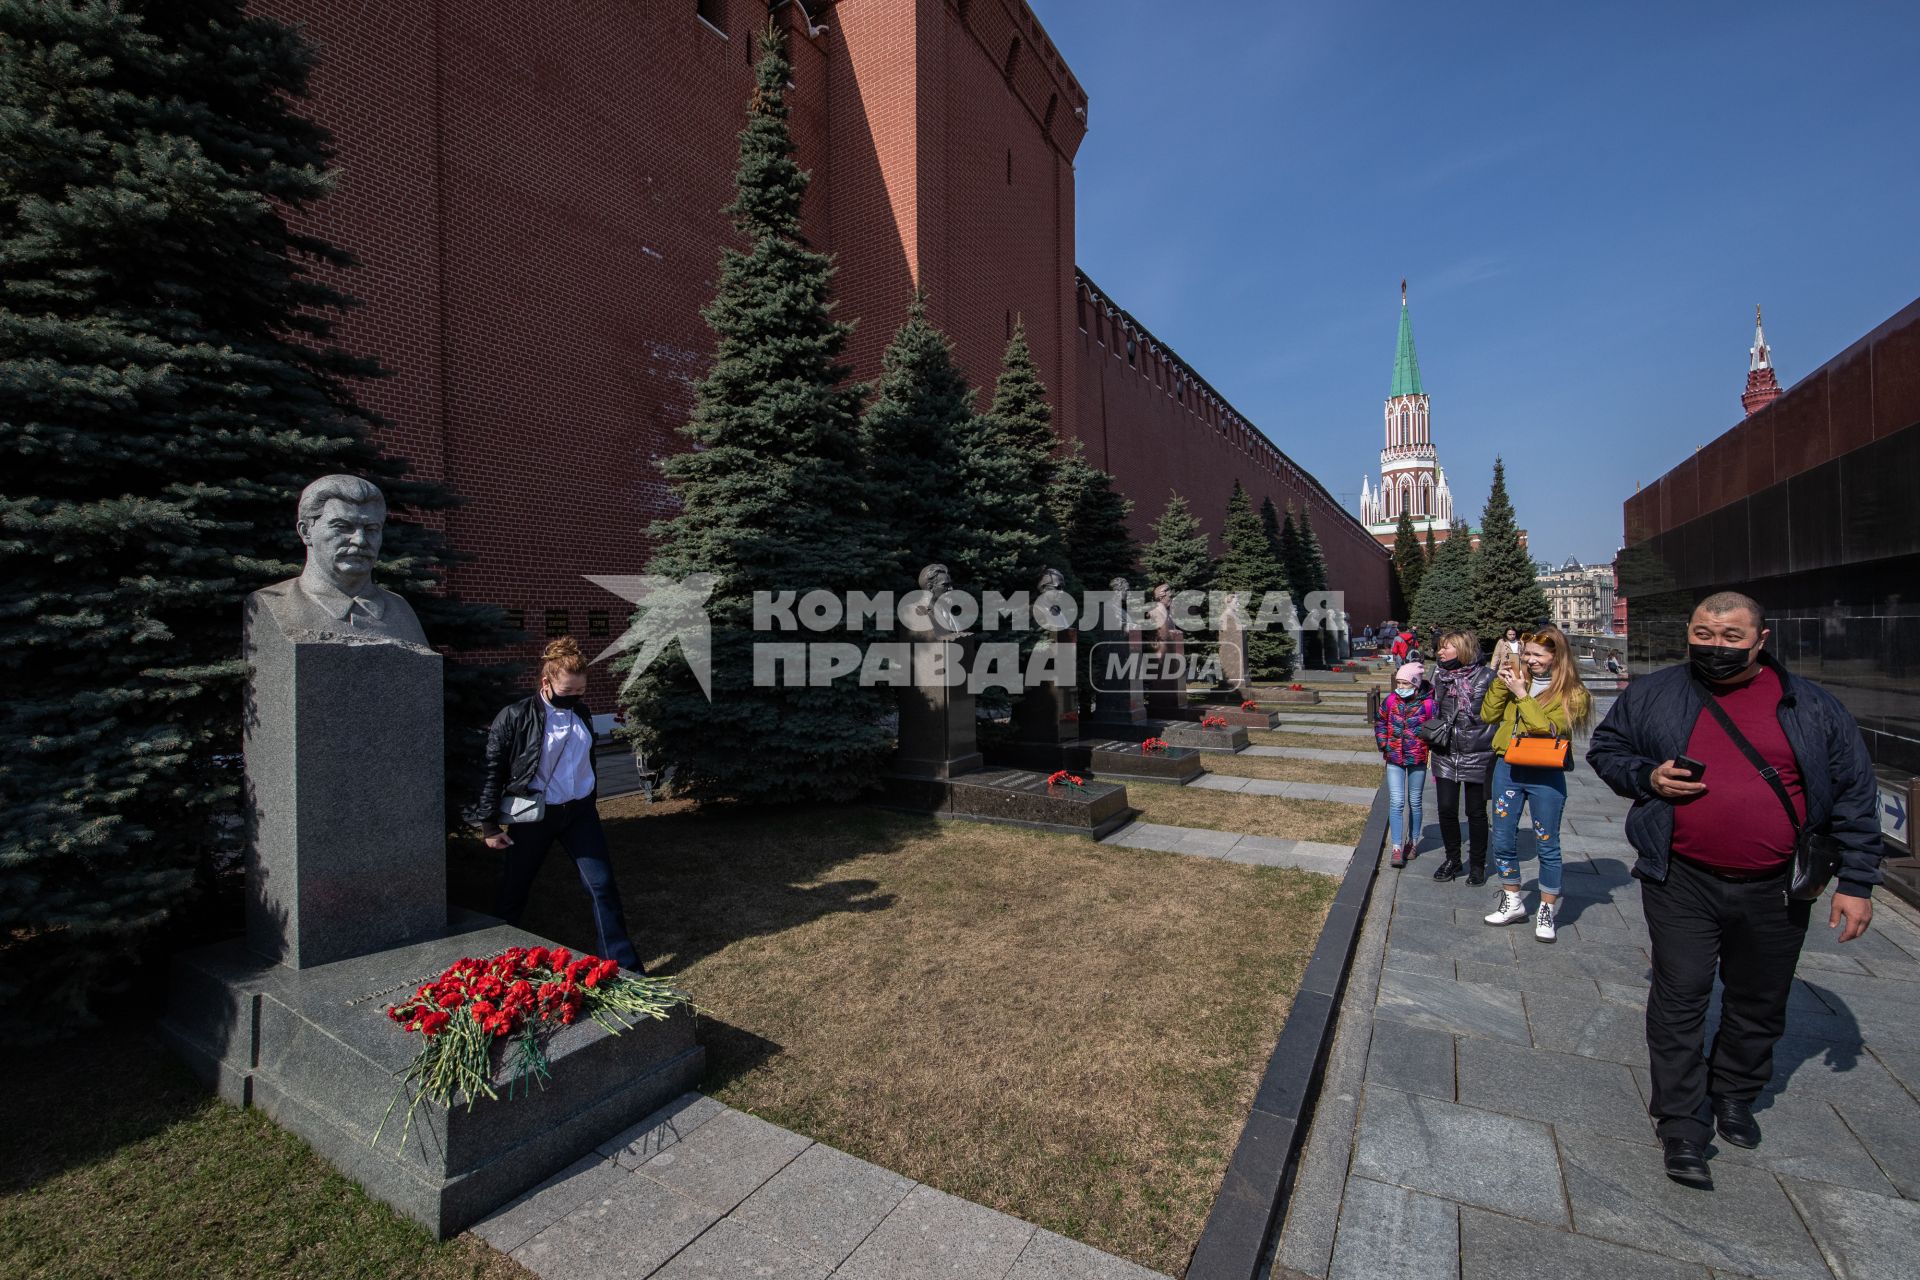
[{"x1": 1375, "y1": 661, "x2": 1436, "y2": 868}]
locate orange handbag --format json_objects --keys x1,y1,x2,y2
[{"x1": 1505, "y1": 729, "x2": 1573, "y2": 770}]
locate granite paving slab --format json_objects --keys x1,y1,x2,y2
[
  {"x1": 514, "y1": 1174, "x2": 722, "y2": 1280},
  {"x1": 835, "y1": 1183, "x2": 1036, "y2": 1280},
  {"x1": 1458, "y1": 1205, "x2": 1712, "y2": 1280},
  {"x1": 1704, "y1": 1095, "x2": 1895, "y2": 1193},
  {"x1": 1361, "y1": 1018, "x2": 1454, "y2": 1102},
  {"x1": 1784, "y1": 1177, "x2": 1920, "y2": 1280},
  {"x1": 637, "y1": 1107, "x2": 814, "y2": 1214},
  {"x1": 598, "y1": 1091, "x2": 728, "y2": 1169},
  {"x1": 730, "y1": 1142, "x2": 915, "y2": 1268},
  {"x1": 1353, "y1": 1085, "x2": 1568, "y2": 1225},
  {"x1": 1375, "y1": 968, "x2": 1532, "y2": 1045},
  {"x1": 1558, "y1": 1129, "x2": 1831, "y2": 1278},
  {"x1": 1833, "y1": 1098, "x2": 1920, "y2": 1198},
  {"x1": 474, "y1": 1154, "x2": 631, "y2": 1254},
  {"x1": 1455, "y1": 1037, "x2": 1653, "y2": 1145},
  {"x1": 1522, "y1": 988, "x2": 1653, "y2": 1066},
  {"x1": 647, "y1": 1217, "x2": 830, "y2": 1280},
  {"x1": 1326, "y1": 1176, "x2": 1458, "y2": 1280},
  {"x1": 1004, "y1": 1228, "x2": 1168, "y2": 1279}
]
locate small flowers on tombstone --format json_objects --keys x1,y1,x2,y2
[
  {"x1": 1239, "y1": 699, "x2": 1259, "y2": 711},
  {"x1": 1045, "y1": 769, "x2": 1087, "y2": 791},
  {"x1": 1289, "y1": 683, "x2": 1306, "y2": 691},
  {"x1": 377, "y1": 946, "x2": 693, "y2": 1149},
  {"x1": 1199, "y1": 714, "x2": 1229, "y2": 729},
  {"x1": 1141, "y1": 737, "x2": 1170, "y2": 754}
]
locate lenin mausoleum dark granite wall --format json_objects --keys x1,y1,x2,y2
[
  {"x1": 256, "y1": 0, "x2": 1393, "y2": 704},
  {"x1": 1619, "y1": 296, "x2": 1920, "y2": 877}
]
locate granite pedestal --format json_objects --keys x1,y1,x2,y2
[
  {"x1": 160, "y1": 914, "x2": 703, "y2": 1239},
  {"x1": 1162, "y1": 703, "x2": 1281, "y2": 730},
  {"x1": 243, "y1": 606, "x2": 445, "y2": 967},
  {"x1": 895, "y1": 638, "x2": 985, "y2": 779},
  {"x1": 880, "y1": 767, "x2": 1134, "y2": 838},
  {"x1": 981, "y1": 737, "x2": 1204, "y2": 785}
]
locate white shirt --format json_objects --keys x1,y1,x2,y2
[{"x1": 536, "y1": 698, "x2": 596, "y2": 804}]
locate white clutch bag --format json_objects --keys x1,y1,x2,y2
[{"x1": 496, "y1": 794, "x2": 547, "y2": 825}]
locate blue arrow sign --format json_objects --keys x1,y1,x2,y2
[{"x1": 1885, "y1": 789, "x2": 1907, "y2": 835}]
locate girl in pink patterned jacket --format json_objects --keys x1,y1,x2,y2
[{"x1": 1375, "y1": 661, "x2": 1437, "y2": 868}]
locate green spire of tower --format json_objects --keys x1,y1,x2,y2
[{"x1": 1390, "y1": 278, "x2": 1424, "y2": 398}]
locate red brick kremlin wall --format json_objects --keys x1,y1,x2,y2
[{"x1": 260, "y1": 0, "x2": 1391, "y2": 697}]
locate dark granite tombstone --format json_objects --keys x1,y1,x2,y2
[{"x1": 895, "y1": 636, "x2": 986, "y2": 778}]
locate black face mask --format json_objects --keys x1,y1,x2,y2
[
  {"x1": 547, "y1": 692, "x2": 585, "y2": 713},
  {"x1": 1689, "y1": 642, "x2": 1758, "y2": 683},
  {"x1": 1437, "y1": 657, "x2": 1464, "y2": 672}
]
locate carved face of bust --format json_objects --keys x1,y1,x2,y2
[
  {"x1": 301, "y1": 498, "x2": 385, "y2": 590},
  {"x1": 1153, "y1": 582, "x2": 1173, "y2": 604},
  {"x1": 1038, "y1": 566, "x2": 1065, "y2": 593},
  {"x1": 918, "y1": 563, "x2": 953, "y2": 597},
  {"x1": 1108, "y1": 576, "x2": 1129, "y2": 596}
]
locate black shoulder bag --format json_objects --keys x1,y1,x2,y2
[{"x1": 1693, "y1": 684, "x2": 1839, "y2": 901}]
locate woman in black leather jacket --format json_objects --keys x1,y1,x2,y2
[
  {"x1": 1428, "y1": 629, "x2": 1498, "y2": 883},
  {"x1": 476, "y1": 637, "x2": 642, "y2": 971}
]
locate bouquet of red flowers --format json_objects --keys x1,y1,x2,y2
[
  {"x1": 1045, "y1": 769, "x2": 1087, "y2": 791},
  {"x1": 1289, "y1": 683, "x2": 1305, "y2": 691},
  {"x1": 1141, "y1": 737, "x2": 1169, "y2": 753},
  {"x1": 1239, "y1": 700, "x2": 1259, "y2": 711},
  {"x1": 1199, "y1": 714, "x2": 1229, "y2": 729},
  {"x1": 377, "y1": 945, "x2": 691, "y2": 1148}
]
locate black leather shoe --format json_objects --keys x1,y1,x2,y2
[
  {"x1": 1433, "y1": 857, "x2": 1463, "y2": 882},
  {"x1": 1465, "y1": 862, "x2": 1487, "y2": 887},
  {"x1": 1712, "y1": 1096, "x2": 1761, "y2": 1149},
  {"x1": 1662, "y1": 1137, "x2": 1713, "y2": 1189}
]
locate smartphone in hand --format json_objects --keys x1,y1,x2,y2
[{"x1": 1673, "y1": 755, "x2": 1707, "y2": 783}]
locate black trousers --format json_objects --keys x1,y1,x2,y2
[
  {"x1": 1433, "y1": 776, "x2": 1488, "y2": 864},
  {"x1": 1641, "y1": 856, "x2": 1811, "y2": 1143},
  {"x1": 494, "y1": 799, "x2": 642, "y2": 972}
]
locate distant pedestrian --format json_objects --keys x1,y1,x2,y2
[
  {"x1": 1606, "y1": 649, "x2": 1626, "y2": 678},
  {"x1": 1586, "y1": 591, "x2": 1882, "y2": 1191},
  {"x1": 1389, "y1": 629, "x2": 1410, "y2": 662},
  {"x1": 1376, "y1": 661, "x2": 1436, "y2": 869},
  {"x1": 1491, "y1": 625, "x2": 1523, "y2": 668},
  {"x1": 478, "y1": 637, "x2": 644, "y2": 973},
  {"x1": 1480, "y1": 625, "x2": 1592, "y2": 942},
  {"x1": 1425, "y1": 630, "x2": 1497, "y2": 884}
]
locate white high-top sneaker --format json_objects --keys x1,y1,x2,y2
[
  {"x1": 1534, "y1": 900, "x2": 1558, "y2": 943},
  {"x1": 1484, "y1": 889, "x2": 1528, "y2": 926}
]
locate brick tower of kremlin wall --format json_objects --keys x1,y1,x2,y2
[{"x1": 261, "y1": 0, "x2": 1393, "y2": 695}]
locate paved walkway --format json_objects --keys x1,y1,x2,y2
[
  {"x1": 478, "y1": 1093, "x2": 1167, "y2": 1279},
  {"x1": 1275, "y1": 708, "x2": 1920, "y2": 1280},
  {"x1": 1102, "y1": 820, "x2": 1353, "y2": 877},
  {"x1": 1243, "y1": 745, "x2": 1380, "y2": 765},
  {"x1": 1189, "y1": 775, "x2": 1378, "y2": 805}
]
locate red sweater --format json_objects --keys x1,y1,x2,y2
[{"x1": 1671, "y1": 666, "x2": 1804, "y2": 873}]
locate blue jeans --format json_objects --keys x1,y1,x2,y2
[
  {"x1": 1385, "y1": 763, "x2": 1426, "y2": 849},
  {"x1": 494, "y1": 798, "x2": 642, "y2": 971},
  {"x1": 1489, "y1": 757, "x2": 1568, "y2": 895}
]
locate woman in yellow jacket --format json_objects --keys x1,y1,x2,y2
[{"x1": 1479, "y1": 624, "x2": 1592, "y2": 942}]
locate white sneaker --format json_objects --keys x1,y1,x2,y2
[
  {"x1": 1534, "y1": 901, "x2": 1558, "y2": 943},
  {"x1": 1484, "y1": 890, "x2": 1528, "y2": 926}
]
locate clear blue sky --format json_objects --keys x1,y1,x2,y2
[{"x1": 1029, "y1": 0, "x2": 1920, "y2": 566}]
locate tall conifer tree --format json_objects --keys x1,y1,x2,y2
[
  {"x1": 620, "y1": 27, "x2": 892, "y2": 803},
  {"x1": 1215, "y1": 483, "x2": 1296, "y2": 678},
  {"x1": 1048, "y1": 442, "x2": 1136, "y2": 589},
  {"x1": 0, "y1": 0, "x2": 513, "y2": 1027},
  {"x1": 1259, "y1": 496, "x2": 1286, "y2": 564},
  {"x1": 1142, "y1": 494, "x2": 1214, "y2": 596},
  {"x1": 1297, "y1": 505, "x2": 1334, "y2": 663},
  {"x1": 1412, "y1": 523, "x2": 1476, "y2": 634},
  {"x1": 1470, "y1": 457, "x2": 1551, "y2": 636},
  {"x1": 954, "y1": 321, "x2": 1062, "y2": 595},
  {"x1": 1391, "y1": 510, "x2": 1426, "y2": 610},
  {"x1": 865, "y1": 293, "x2": 974, "y2": 583}
]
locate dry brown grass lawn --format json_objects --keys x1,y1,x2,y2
[
  {"x1": 1123, "y1": 782, "x2": 1371, "y2": 845},
  {"x1": 1203, "y1": 754, "x2": 1384, "y2": 789},
  {"x1": 453, "y1": 801, "x2": 1335, "y2": 1276}
]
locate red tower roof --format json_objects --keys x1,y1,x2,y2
[{"x1": 1742, "y1": 304, "x2": 1782, "y2": 417}]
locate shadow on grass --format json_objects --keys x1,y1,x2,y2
[
  {"x1": 449, "y1": 799, "x2": 927, "y2": 976},
  {"x1": 0, "y1": 1026, "x2": 206, "y2": 1196}
]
